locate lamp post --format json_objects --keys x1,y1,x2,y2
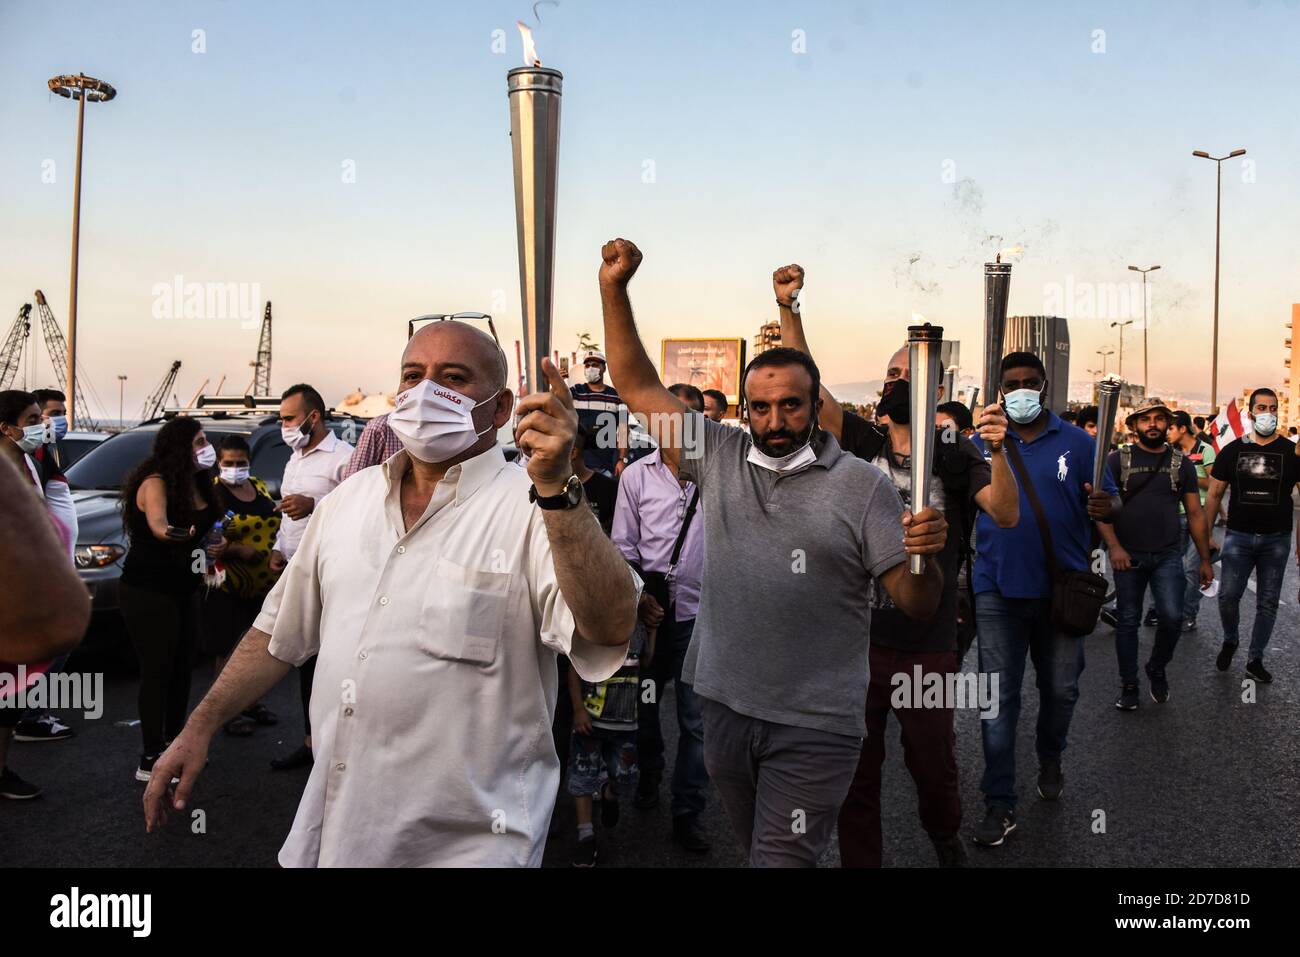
[
  {"x1": 1097, "y1": 348, "x2": 1115, "y2": 377},
  {"x1": 1127, "y1": 264, "x2": 1160, "y2": 393},
  {"x1": 117, "y1": 374, "x2": 127, "y2": 428},
  {"x1": 1110, "y1": 320, "x2": 1134, "y2": 379},
  {"x1": 1192, "y1": 147, "x2": 1247, "y2": 411},
  {"x1": 47, "y1": 73, "x2": 116, "y2": 430}
]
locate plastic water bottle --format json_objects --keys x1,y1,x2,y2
[{"x1": 205, "y1": 510, "x2": 236, "y2": 573}]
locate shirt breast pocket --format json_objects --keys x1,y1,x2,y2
[{"x1": 419, "y1": 556, "x2": 511, "y2": 666}]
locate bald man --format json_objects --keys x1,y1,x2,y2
[{"x1": 144, "y1": 320, "x2": 640, "y2": 867}]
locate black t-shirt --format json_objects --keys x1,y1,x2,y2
[
  {"x1": 1210, "y1": 437, "x2": 1300, "y2": 535},
  {"x1": 582, "y1": 471, "x2": 618, "y2": 536},
  {"x1": 1106, "y1": 445, "x2": 1199, "y2": 553},
  {"x1": 839, "y1": 410, "x2": 991, "y2": 652}
]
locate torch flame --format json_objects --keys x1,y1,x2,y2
[
  {"x1": 996, "y1": 244, "x2": 1023, "y2": 264},
  {"x1": 517, "y1": 21, "x2": 540, "y2": 66}
]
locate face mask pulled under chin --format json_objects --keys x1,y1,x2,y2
[
  {"x1": 747, "y1": 422, "x2": 818, "y2": 473},
  {"x1": 388, "y1": 379, "x2": 500, "y2": 464}
]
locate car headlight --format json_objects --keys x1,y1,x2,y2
[{"x1": 75, "y1": 544, "x2": 126, "y2": 569}]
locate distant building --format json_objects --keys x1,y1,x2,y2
[
  {"x1": 754, "y1": 320, "x2": 781, "y2": 356},
  {"x1": 1283, "y1": 304, "x2": 1299, "y2": 429},
  {"x1": 1005, "y1": 316, "x2": 1070, "y2": 412}
]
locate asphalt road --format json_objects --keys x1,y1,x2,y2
[{"x1": 3, "y1": 554, "x2": 1296, "y2": 868}]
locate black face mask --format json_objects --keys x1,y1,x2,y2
[{"x1": 877, "y1": 378, "x2": 910, "y2": 424}]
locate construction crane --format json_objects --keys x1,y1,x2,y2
[
  {"x1": 34, "y1": 290, "x2": 98, "y2": 429},
  {"x1": 141, "y1": 361, "x2": 181, "y2": 421},
  {"x1": 246, "y1": 301, "x2": 272, "y2": 395},
  {"x1": 0, "y1": 304, "x2": 32, "y2": 389}
]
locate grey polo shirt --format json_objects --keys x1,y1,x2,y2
[{"x1": 679, "y1": 414, "x2": 908, "y2": 738}]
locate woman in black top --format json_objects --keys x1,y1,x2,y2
[{"x1": 119, "y1": 417, "x2": 220, "y2": 782}]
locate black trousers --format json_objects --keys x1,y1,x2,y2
[
  {"x1": 299, "y1": 655, "x2": 317, "y2": 735},
  {"x1": 120, "y1": 581, "x2": 201, "y2": 757}
]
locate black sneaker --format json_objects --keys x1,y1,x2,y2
[
  {"x1": 0, "y1": 767, "x2": 42, "y2": 800},
  {"x1": 599, "y1": 784, "x2": 620, "y2": 828},
  {"x1": 1115, "y1": 683, "x2": 1140, "y2": 711},
  {"x1": 1143, "y1": 608, "x2": 1159, "y2": 627},
  {"x1": 572, "y1": 835, "x2": 597, "y2": 867},
  {"x1": 270, "y1": 744, "x2": 313, "y2": 771},
  {"x1": 633, "y1": 770, "x2": 660, "y2": 810},
  {"x1": 1215, "y1": 642, "x2": 1237, "y2": 672},
  {"x1": 1245, "y1": 659, "x2": 1273, "y2": 684},
  {"x1": 12, "y1": 714, "x2": 74, "y2": 742},
  {"x1": 931, "y1": 832, "x2": 969, "y2": 867},
  {"x1": 1037, "y1": 760, "x2": 1064, "y2": 801},
  {"x1": 1182, "y1": 617, "x2": 1197, "y2": 632},
  {"x1": 1145, "y1": 663, "x2": 1170, "y2": 703},
  {"x1": 972, "y1": 806, "x2": 1016, "y2": 846},
  {"x1": 672, "y1": 814, "x2": 711, "y2": 853},
  {"x1": 134, "y1": 754, "x2": 177, "y2": 784},
  {"x1": 1100, "y1": 606, "x2": 1119, "y2": 627}
]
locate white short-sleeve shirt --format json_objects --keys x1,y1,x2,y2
[{"x1": 253, "y1": 445, "x2": 635, "y2": 867}]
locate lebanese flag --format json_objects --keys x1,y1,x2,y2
[{"x1": 1208, "y1": 398, "x2": 1249, "y2": 452}]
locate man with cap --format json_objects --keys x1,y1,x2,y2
[
  {"x1": 1096, "y1": 399, "x2": 1213, "y2": 710},
  {"x1": 570, "y1": 351, "x2": 629, "y2": 478}
]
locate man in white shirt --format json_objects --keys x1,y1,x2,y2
[
  {"x1": 267, "y1": 383, "x2": 354, "y2": 771},
  {"x1": 144, "y1": 321, "x2": 640, "y2": 866}
]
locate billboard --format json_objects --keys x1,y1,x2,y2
[{"x1": 660, "y1": 338, "x2": 747, "y2": 404}]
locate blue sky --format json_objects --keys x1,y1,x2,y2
[{"x1": 2, "y1": 0, "x2": 1297, "y2": 416}]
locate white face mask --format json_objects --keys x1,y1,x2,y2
[
  {"x1": 388, "y1": 379, "x2": 500, "y2": 464},
  {"x1": 219, "y1": 465, "x2": 250, "y2": 485},
  {"x1": 1254, "y1": 413, "x2": 1278, "y2": 437},
  {"x1": 195, "y1": 444, "x2": 217, "y2": 470},
  {"x1": 747, "y1": 443, "x2": 817, "y2": 473},
  {"x1": 14, "y1": 424, "x2": 46, "y2": 453},
  {"x1": 281, "y1": 417, "x2": 314, "y2": 450},
  {"x1": 584, "y1": 365, "x2": 604, "y2": 384}
]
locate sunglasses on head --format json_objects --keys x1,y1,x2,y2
[{"x1": 407, "y1": 312, "x2": 500, "y2": 345}]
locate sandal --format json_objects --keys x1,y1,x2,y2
[
  {"x1": 223, "y1": 716, "x2": 256, "y2": 737},
  {"x1": 242, "y1": 703, "x2": 279, "y2": 726}
]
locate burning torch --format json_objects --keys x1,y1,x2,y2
[
  {"x1": 982, "y1": 255, "x2": 1013, "y2": 414},
  {"x1": 1093, "y1": 378, "x2": 1122, "y2": 493},
  {"x1": 508, "y1": 22, "x2": 561, "y2": 395},
  {"x1": 908, "y1": 322, "x2": 944, "y2": 575}
]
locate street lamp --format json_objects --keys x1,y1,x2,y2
[
  {"x1": 1097, "y1": 348, "x2": 1115, "y2": 376},
  {"x1": 1128, "y1": 264, "x2": 1160, "y2": 393},
  {"x1": 1110, "y1": 320, "x2": 1134, "y2": 379},
  {"x1": 117, "y1": 374, "x2": 127, "y2": 428},
  {"x1": 1192, "y1": 147, "x2": 1247, "y2": 412},
  {"x1": 47, "y1": 73, "x2": 116, "y2": 430}
]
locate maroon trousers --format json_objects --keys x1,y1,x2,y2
[{"x1": 837, "y1": 645, "x2": 962, "y2": 868}]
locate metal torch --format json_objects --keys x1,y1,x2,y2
[
  {"x1": 507, "y1": 65, "x2": 562, "y2": 395},
  {"x1": 982, "y1": 260, "x2": 1012, "y2": 413},
  {"x1": 908, "y1": 322, "x2": 944, "y2": 575},
  {"x1": 1092, "y1": 378, "x2": 1122, "y2": 493}
]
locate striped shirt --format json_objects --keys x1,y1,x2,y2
[
  {"x1": 342, "y1": 414, "x2": 403, "y2": 481},
  {"x1": 570, "y1": 383, "x2": 627, "y2": 473}
]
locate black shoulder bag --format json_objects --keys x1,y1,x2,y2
[{"x1": 1004, "y1": 442, "x2": 1109, "y2": 637}]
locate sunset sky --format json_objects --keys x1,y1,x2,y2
[{"x1": 2, "y1": 0, "x2": 1297, "y2": 419}]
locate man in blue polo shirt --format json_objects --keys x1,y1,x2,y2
[{"x1": 970, "y1": 352, "x2": 1119, "y2": 848}]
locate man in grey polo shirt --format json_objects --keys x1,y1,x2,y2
[{"x1": 598, "y1": 238, "x2": 948, "y2": 866}]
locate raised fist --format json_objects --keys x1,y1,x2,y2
[
  {"x1": 599, "y1": 238, "x2": 643, "y2": 288},
  {"x1": 772, "y1": 264, "x2": 805, "y2": 305}
]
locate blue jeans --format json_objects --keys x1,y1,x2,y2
[
  {"x1": 1178, "y1": 517, "x2": 1204, "y2": 619},
  {"x1": 975, "y1": 592, "x2": 1085, "y2": 812},
  {"x1": 1113, "y1": 546, "x2": 1186, "y2": 684},
  {"x1": 637, "y1": 617, "x2": 710, "y2": 818},
  {"x1": 1218, "y1": 529, "x2": 1290, "y2": 660}
]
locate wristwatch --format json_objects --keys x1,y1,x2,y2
[{"x1": 529, "y1": 474, "x2": 584, "y2": 510}]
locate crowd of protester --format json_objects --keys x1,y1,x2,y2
[{"x1": 3, "y1": 242, "x2": 1297, "y2": 870}]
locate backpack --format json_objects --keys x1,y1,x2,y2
[{"x1": 1117, "y1": 445, "x2": 1184, "y2": 499}]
